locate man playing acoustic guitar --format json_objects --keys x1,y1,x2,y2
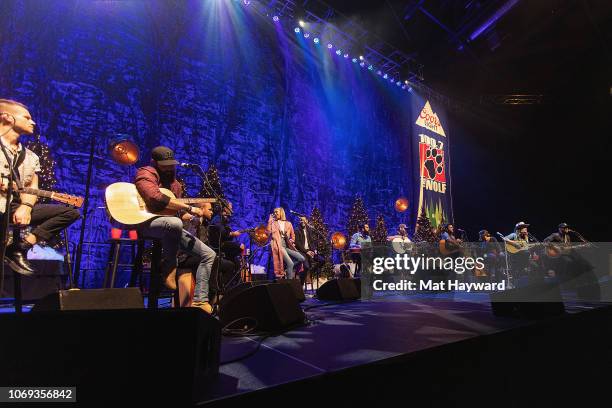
[{"x1": 135, "y1": 146, "x2": 216, "y2": 314}]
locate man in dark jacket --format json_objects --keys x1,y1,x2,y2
[{"x1": 135, "y1": 146, "x2": 216, "y2": 314}]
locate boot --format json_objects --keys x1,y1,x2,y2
[{"x1": 5, "y1": 240, "x2": 35, "y2": 276}]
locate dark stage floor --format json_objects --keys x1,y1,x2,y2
[{"x1": 203, "y1": 293, "x2": 606, "y2": 405}]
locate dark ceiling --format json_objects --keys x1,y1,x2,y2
[{"x1": 322, "y1": 0, "x2": 612, "y2": 103}]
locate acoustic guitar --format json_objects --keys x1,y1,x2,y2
[
  {"x1": 105, "y1": 182, "x2": 216, "y2": 226},
  {"x1": 439, "y1": 239, "x2": 463, "y2": 256}
]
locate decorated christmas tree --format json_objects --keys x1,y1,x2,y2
[
  {"x1": 413, "y1": 207, "x2": 438, "y2": 243},
  {"x1": 309, "y1": 207, "x2": 333, "y2": 279},
  {"x1": 346, "y1": 196, "x2": 369, "y2": 238},
  {"x1": 26, "y1": 135, "x2": 56, "y2": 192},
  {"x1": 371, "y1": 214, "x2": 388, "y2": 244},
  {"x1": 198, "y1": 164, "x2": 225, "y2": 199}
]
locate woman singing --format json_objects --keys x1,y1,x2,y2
[{"x1": 268, "y1": 207, "x2": 305, "y2": 279}]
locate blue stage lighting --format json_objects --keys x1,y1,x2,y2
[
  {"x1": 359, "y1": 61, "x2": 365, "y2": 67},
  {"x1": 313, "y1": 37, "x2": 320, "y2": 43},
  {"x1": 304, "y1": 32, "x2": 310, "y2": 39},
  {"x1": 299, "y1": 20, "x2": 306, "y2": 28},
  {"x1": 368, "y1": 65, "x2": 373, "y2": 70},
  {"x1": 273, "y1": 16, "x2": 279, "y2": 22},
  {"x1": 408, "y1": 86, "x2": 413, "y2": 93},
  {"x1": 359, "y1": 55, "x2": 364, "y2": 61},
  {"x1": 377, "y1": 70, "x2": 382, "y2": 75},
  {"x1": 294, "y1": 27, "x2": 301, "y2": 33},
  {"x1": 344, "y1": 53, "x2": 349, "y2": 58},
  {"x1": 336, "y1": 49, "x2": 342, "y2": 55},
  {"x1": 243, "y1": 0, "x2": 251, "y2": 5},
  {"x1": 327, "y1": 43, "x2": 333, "y2": 49},
  {"x1": 383, "y1": 73, "x2": 388, "y2": 79},
  {"x1": 352, "y1": 58, "x2": 357, "y2": 63},
  {"x1": 396, "y1": 81, "x2": 401, "y2": 86}
]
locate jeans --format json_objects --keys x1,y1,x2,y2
[
  {"x1": 2, "y1": 203, "x2": 80, "y2": 241},
  {"x1": 139, "y1": 216, "x2": 216, "y2": 303},
  {"x1": 281, "y1": 245, "x2": 305, "y2": 279}
]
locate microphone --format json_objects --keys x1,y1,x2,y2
[
  {"x1": 179, "y1": 162, "x2": 198, "y2": 168},
  {"x1": 289, "y1": 210, "x2": 307, "y2": 218},
  {"x1": 496, "y1": 232, "x2": 506, "y2": 240},
  {"x1": 456, "y1": 228, "x2": 465, "y2": 232}
]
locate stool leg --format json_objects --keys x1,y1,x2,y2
[
  {"x1": 13, "y1": 272, "x2": 22, "y2": 314},
  {"x1": 130, "y1": 240, "x2": 144, "y2": 289},
  {"x1": 109, "y1": 242, "x2": 121, "y2": 289},
  {"x1": 148, "y1": 241, "x2": 161, "y2": 309},
  {"x1": 62, "y1": 230, "x2": 75, "y2": 289},
  {"x1": 103, "y1": 241, "x2": 119, "y2": 289}
]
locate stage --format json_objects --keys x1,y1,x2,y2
[{"x1": 201, "y1": 293, "x2": 612, "y2": 406}]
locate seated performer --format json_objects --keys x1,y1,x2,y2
[
  {"x1": 134, "y1": 146, "x2": 216, "y2": 313},
  {"x1": 439, "y1": 223, "x2": 463, "y2": 255},
  {"x1": 350, "y1": 223, "x2": 371, "y2": 276},
  {"x1": 0, "y1": 99, "x2": 80, "y2": 275},
  {"x1": 504, "y1": 221, "x2": 537, "y2": 279},
  {"x1": 294, "y1": 216, "x2": 319, "y2": 285},
  {"x1": 208, "y1": 201, "x2": 244, "y2": 264},
  {"x1": 267, "y1": 207, "x2": 304, "y2": 279},
  {"x1": 544, "y1": 223, "x2": 586, "y2": 244}
]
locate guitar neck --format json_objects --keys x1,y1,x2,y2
[{"x1": 20, "y1": 187, "x2": 53, "y2": 199}]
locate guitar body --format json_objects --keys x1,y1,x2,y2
[
  {"x1": 105, "y1": 182, "x2": 217, "y2": 226},
  {"x1": 439, "y1": 239, "x2": 461, "y2": 256},
  {"x1": 391, "y1": 236, "x2": 412, "y2": 254},
  {"x1": 504, "y1": 241, "x2": 528, "y2": 254}
]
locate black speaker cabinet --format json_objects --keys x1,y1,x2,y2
[
  {"x1": 32, "y1": 287, "x2": 144, "y2": 311},
  {"x1": 490, "y1": 282, "x2": 565, "y2": 318},
  {"x1": 316, "y1": 278, "x2": 360, "y2": 301},
  {"x1": 219, "y1": 282, "x2": 305, "y2": 332},
  {"x1": 1, "y1": 260, "x2": 66, "y2": 300},
  {"x1": 0, "y1": 308, "x2": 221, "y2": 405},
  {"x1": 278, "y1": 278, "x2": 306, "y2": 302}
]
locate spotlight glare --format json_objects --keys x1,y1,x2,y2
[
  {"x1": 383, "y1": 73, "x2": 388, "y2": 79},
  {"x1": 368, "y1": 65, "x2": 373, "y2": 70},
  {"x1": 404, "y1": 80, "x2": 409, "y2": 84},
  {"x1": 304, "y1": 32, "x2": 310, "y2": 38},
  {"x1": 344, "y1": 53, "x2": 349, "y2": 58},
  {"x1": 336, "y1": 49, "x2": 342, "y2": 55},
  {"x1": 243, "y1": 0, "x2": 251, "y2": 5},
  {"x1": 359, "y1": 55, "x2": 364, "y2": 61},
  {"x1": 359, "y1": 61, "x2": 365, "y2": 67},
  {"x1": 313, "y1": 37, "x2": 320, "y2": 44},
  {"x1": 299, "y1": 20, "x2": 306, "y2": 28},
  {"x1": 408, "y1": 87, "x2": 413, "y2": 93},
  {"x1": 396, "y1": 81, "x2": 401, "y2": 86},
  {"x1": 377, "y1": 70, "x2": 382, "y2": 75},
  {"x1": 327, "y1": 43, "x2": 333, "y2": 49},
  {"x1": 352, "y1": 58, "x2": 357, "y2": 63},
  {"x1": 273, "y1": 15, "x2": 279, "y2": 22},
  {"x1": 294, "y1": 27, "x2": 300, "y2": 33}
]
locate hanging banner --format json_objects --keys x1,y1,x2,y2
[{"x1": 412, "y1": 97, "x2": 453, "y2": 231}]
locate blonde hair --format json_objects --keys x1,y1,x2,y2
[
  {"x1": 0, "y1": 99, "x2": 28, "y2": 112},
  {"x1": 274, "y1": 207, "x2": 287, "y2": 221}
]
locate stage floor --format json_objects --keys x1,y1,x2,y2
[{"x1": 202, "y1": 293, "x2": 603, "y2": 404}]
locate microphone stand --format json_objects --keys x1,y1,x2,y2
[{"x1": 496, "y1": 232, "x2": 513, "y2": 289}]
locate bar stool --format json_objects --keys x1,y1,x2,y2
[
  {"x1": 4, "y1": 225, "x2": 74, "y2": 313},
  {"x1": 103, "y1": 234, "x2": 167, "y2": 309}
]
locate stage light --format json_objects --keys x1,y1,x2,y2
[
  {"x1": 243, "y1": 0, "x2": 251, "y2": 5},
  {"x1": 404, "y1": 80, "x2": 409, "y2": 84},
  {"x1": 368, "y1": 65, "x2": 373, "y2": 70},
  {"x1": 390, "y1": 77, "x2": 395, "y2": 82},
  {"x1": 304, "y1": 32, "x2": 310, "y2": 38},
  {"x1": 359, "y1": 55, "x2": 364, "y2": 61},
  {"x1": 359, "y1": 61, "x2": 365, "y2": 67},
  {"x1": 299, "y1": 20, "x2": 306, "y2": 28},
  {"x1": 352, "y1": 58, "x2": 357, "y2": 63},
  {"x1": 294, "y1": 27, "x2": 300, "y2": 33},
  {"x1": 327, "y1": 43, "x2": 333, "y2": 49},
  {"x1": 344, "y1": 53, "x2": 349, "y2": 58},
  {"x1": 336, "y1": 49, "x2": 342, "y2": 55},
  {"x1": 273, "y1": 16, "x2": 279, "y2": 22},
  {"x1": 383, "y1": 73, "x2": 388, "y2": 79},
  {"x1": 396, "y1": 81, "x2": 401, "y2": 86},
  {"x1": 313, "y1": 37, "x2": 320, "y2": 43},
  {"x1": 377, "y1": 70, "x2": 382, "y2": 75},
  {"x1": 402, "y1": 85, "x2": 407, "y2": 90},
  {"x1": 408, "y1": 86, "x2": 413, "y2": 93}
]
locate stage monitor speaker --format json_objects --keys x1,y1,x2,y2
[
  {"x1": 31, "y1": 287, "x2": 144, "y2": 311},
  {"x1": 219, "y1": 282, "x2": 304, "y2": 332},
  {"x1": 490, "y1": 282, "x2": 565, "y2": 318},
  {"x1": 316, "y1": 278, "x2": 360, "y2": 301},
  {"x1": 0, "y1": 308, "x2": 221, "y2": 405},
  {"x1": 278, "y1": 278, "x2": 306, "y2": 302}
]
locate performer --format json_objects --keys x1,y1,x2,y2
[
  {"x1": 294, "y1": 216, "x2": 318, "y2": 285},
  {"x1": 387, "y1": 223, "x2": 411, "y2": 241},
  {"x1": 504, "y1": 221, "x2": 536, "y2": 279},
  {"x1": 208, "y1": 201, "x2": 244, "y2": 263},
  {"x1": 544, "y1": 223, "x2": 586, "y2": 243},
  {"x1": 0, "y1": 99, "x2": 80, "y2": 275},
  {"x1": 350, "y1": 223, "x2": 371, "y2": 276},
  {"x1": 134, "y1": 146, "x2": 216, "y2": 314},
  {"x1": 477, "y1": 229, "x2": 502, "y2": 281},
  {"x1": 439, "y1": 223, "x2": 462, "y2": 254},
  {"x1": 267, "y1": 207, "x2": 304, "y2": 279}
]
